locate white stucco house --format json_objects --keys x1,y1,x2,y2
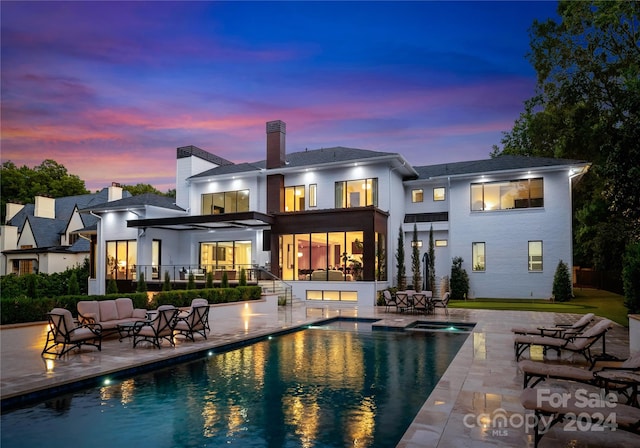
[
  {"x1": 77, "y1": 120, "x2": 589, "y2": 308},
  {"x1": 1, "y1": 186, "x2": 130, "y2": 276}
]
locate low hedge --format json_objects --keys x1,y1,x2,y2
[
  {"x1": 0, "y1": 286, "x2": 262, "y2": 325},
  {"x1": 153, "y1": 286, "x2": 262, "y2": 307}
]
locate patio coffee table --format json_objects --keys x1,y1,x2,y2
[{"x1": 117, "y1": 321, "x2": 145, "y2": 342}]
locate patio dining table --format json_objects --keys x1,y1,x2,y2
[{"x1": 395, "y1": 290, "x2": 434, "y2": 314}]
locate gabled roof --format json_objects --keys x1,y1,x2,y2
[
  {"x1": 78, "y1": 193, "x2": 184, "y2": 213},
  {"x1": 5, "y1": 188, "x2": 132, "y2": 231},
  {"x1": 26, "y1": 215, "x2": 67, "y2": 247},
  {"x1": 189, "y1": 146, "x2": 413, "y2": 179},
  {"x1": 413, "y1": 155, "x2": 589, "y2": 180}
]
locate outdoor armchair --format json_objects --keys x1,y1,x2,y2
[
  {"x1": 42, "y1": 308, "x2": 102, "y2": 358},
  {"x1": 132, "y1": 305, "x2": 178, "y2": 349},
  {"x1": 174, "y1": 298, "x2": 210, "y2": 342}
]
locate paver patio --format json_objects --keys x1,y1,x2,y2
[{"x1": 1, "y1": 303, "x2": 636, "y2": 447}]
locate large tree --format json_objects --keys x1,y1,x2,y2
[
  {"x1": 1, "y1": 160, "x2": 88, "y2": 222},
  {"x1": 493, "y1": 1, "x2": 640, "y2": 271}
]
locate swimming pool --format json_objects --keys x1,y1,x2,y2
[{"x1": 1, "y1": 319, "x2": 469, "y2": 447}]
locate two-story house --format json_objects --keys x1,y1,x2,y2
[
  {"x1": 79, "y1": 120, "x2": 589, "y2": 307},
  {"x1": 1, "y1": 185, "x2": 130, "y2": 276}
]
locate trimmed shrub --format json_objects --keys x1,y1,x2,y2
[
  {"x1": 136, "y1": 272, "x2": 147, "y2": 293},
  {"x1": 552, "y1": 259, "x2": 573, "y2": 302},
  {"x1": 162, "y1": 271, "x2": 172, "y2": 291},
  {"x1": 450, "y1": 257, "x2": 469, "y2": 300},
  {"x1": 106, "y1": 278, "x2": 118, "y2": 294},
  {"x1": 187, "y1": 272, "x2": 196, "y2": 290},
  {"x1": 239, "y1": 268, "x2": 247, "y2": 286},
  {"x1": 221, "y1": 271, "x2": 229, "y2": 288}
]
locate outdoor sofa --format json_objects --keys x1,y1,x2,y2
[{"x1": 77, "y1": 298, "x2": 148, "y2": 336}]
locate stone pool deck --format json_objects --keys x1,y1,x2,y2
[{"x1": 1, "y1": 303, "x2": 637, "y2": 447}]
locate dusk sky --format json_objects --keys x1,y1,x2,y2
[{"x1": 1, "y1": 1, "x2": 559, "y2": 192}]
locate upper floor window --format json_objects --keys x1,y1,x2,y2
[
  {"x1": 285, "y1": 186, "x2": 305, "y2": 212},
  {"x1": 411, "y1": 189, "x2": 424, "y2": 203},
  {"x1": 471, "y1": 178, "x2": 543, "y2": 211},
  {"x1": 309, "y1": 184, "x2": 317, "y2": 207},
  {"x1": 433, "y1": 187, "x2": 446, "y2": 201},
  {"x1": 202, "y1": 190, "x2": 249, "y2": 214},
  {"x1": 335, "y1": 178, "x2": 378, "y2": 208}
]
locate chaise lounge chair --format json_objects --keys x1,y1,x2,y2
[
  {"x1": 511, "y1": 313, "x2": 595, "y2": 338},
  {"x1": 514, "y1": 318, "x2": 613, "y2": 366},
  {"x1": 518, "y1": 351, "x2": 640, "y2": 388},
  {"x1": 174, "y1": 298, "x2": 210, "y2": 342},
  {"x1": 520, "y1": 387, "x2": 640, "y2": 448},
  {"x1": 132, "y1": 305, "x2": 178, "y2": 349},
  {"x1": 42, "y1": 308, "x2": 103, "y2": 358}
]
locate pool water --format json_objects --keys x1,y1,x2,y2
[{"x1": 1, "y1": 320, "x2": 468, "y2": 448}]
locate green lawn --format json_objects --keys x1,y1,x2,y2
[{"x1": 448, "y1": 288, "x2": 630, "y2": 326}]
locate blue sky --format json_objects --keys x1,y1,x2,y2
[{"x1": 1, "y1": 1, "x2": 559, "y2": 191}]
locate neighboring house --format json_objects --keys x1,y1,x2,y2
[
  {"x1": 79, "y1": 120, "x2": 589, "y2": 307},
  {"x1": 0, "y1": 185, "x2": 130, "y2": 276}
]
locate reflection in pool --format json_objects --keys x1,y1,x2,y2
[{"x1": 1, "y1": 320, "x2": 469, "y2": 448}]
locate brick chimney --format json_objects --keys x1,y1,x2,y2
[
  {"x1": 266, "y1": 120, "x2": 286, "y2": 169},
  {"x1": 265, "y1": 120, "x2": 285, "y2": 214}
]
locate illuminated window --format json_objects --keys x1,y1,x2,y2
[
  {"x1": 106, "y1": 240, "x2": 137, "y2": 280},
  {"x1": 528, "y1": 241, "x2": 543, "y2": 271},
  {"x1": 435, "y1": 240, "x2": 448, "y2": 247},
  {"x1": 285, "y1": 185, "x2": 305, "y2": 211},
  {"x1": 433, "y1": 187, "x2": 446, "y2": 201},
  {"x1": 202, "y1": 190, "x2": 249, "y2": 214},
  {"x1": 411, "y1": 189, "x2": 423, "y2": 202},
  {"x1": 471, "y1": 178, "x2": 543, "y2": 211},
  {"x1": 335, "y1": 178, "x2": 378, "y2": 208},
  {"x1": 309, "y1": 184, "x2": 317, "y2": 207},
  {"x1": 472, "y1": 242, "x2": 485, "y2": 271}
]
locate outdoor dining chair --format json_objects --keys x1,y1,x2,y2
[
  {"x1": 382, "y1": 290, "x2": 397, "y2": 312},
  {"x1": 395, "y1": 291, "x2": 412, "y2": 313}
]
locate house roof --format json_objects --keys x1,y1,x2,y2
[
  {"x1": 78, "y1": 193, "x2": 184, "y2": 213},
  {"x1": 413, "y1": 155, "x2": 590, "y2": 180},
  {"x1": 188, "y1": 146, "x2": 415, "y2": 179},
  {"x1": 27, "y1": 215, "x2": 67, "y2": 247},
  {"x1": 6, "y1": 187, "x2": 132, "y2": 232}
]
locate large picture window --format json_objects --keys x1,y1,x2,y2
[
  {"x1": 471, "y1": 178, "x2": 543, "y2": 211},
  {"x1": 279, "y1": 230, "x2": 382, "y2": 282},
  {"x1": 202, "y1": 190, "x2": 249, "y2": 214},
  {"x1": 106, "y1": 240, "x2": 137, "y2": 280},
  {"x1": 200, "y1": 241, "x2": 252, "y2": 271},
  {"x1": 335, "y1": 178, "x2": 378, "y2": 208}
]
